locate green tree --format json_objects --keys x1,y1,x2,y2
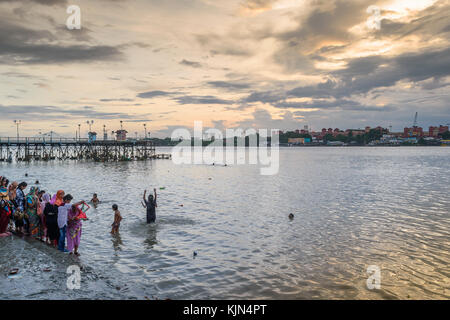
[
  {"x1": 323, "y1": 133, "x2": 334, "y2": 142},
  {"x1": 440, "y1": 131, "x2": 450, "y2": 139},
  {"x1": 418, "y1": 137, "x2": 426, "y2": 145}
]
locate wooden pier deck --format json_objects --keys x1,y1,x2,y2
[{"x1": 0, "y1": 137, "x2": 171, "y2": 162}]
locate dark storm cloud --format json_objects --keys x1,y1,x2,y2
[
  {"x1": 0, "y1": 104, "x2": 149, "y2": 120},
  {"x1": 268, "y1": 0, "x2": 377, "y2": 72},
  {"x1": 179, "y1": 59, "x2": 202, "y2": 68},
  {"x1": 100, "y1": 98, "x2": 135, "y2": 102},
  {"x1": 172, "y1": 95, "x2": 234, "y2": 105},
  {"x1": 374, "y1": 2, "x2": 450, "y2": 39},
  {"x1": 287, "y1": 79, "x2": 339, "y2": 99},
  {"x1": 0, "y1": 19, "x2": 123, "y2": 65},
  {"x1": 209, "y1": 48, "x2": 250, "y2": 56},
  {"x1": 55, "y1": 25, "x2": 94, "y2": 43},
  {"x1": 331, "y1": 47, "x2": 450, "y2": 96},
  {"x1": 196, "y1": 34, "x2": 252, "y2": 57},
  {"x1": 207, "y1": 81, "x2": 251, "y2": 90},
  {"x1": 239, "y1": 44, "x2": 450, "y2": 113},
  {"x1": 137, "y1": 91, "x2": 176, "y2": 99},
  {"x1": 137, "y1": 90, "x2": 233, "y2": 105},
  {"x1": 267, "y1": 0, "x2": 450, "y2": 74},
  {"x1": 269, "y1": 47, "x2": 450, "y2": 102},
  {"x1": 243, "y1": 90, "x2": 285, "y2": 104},
  {"x1": 196, "y1": 1, "x2": 382, "y2": 71},
  {"x1": 274, "y1": 99, "x2": 396, "y2": 112}
]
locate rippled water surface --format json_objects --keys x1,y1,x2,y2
[{"x1": 1, "y1": 147, "x2": 449, "y2": 299}]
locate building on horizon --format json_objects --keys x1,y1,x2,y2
[
  {"x1": 288, "y1": 137, "x2": 311, "y2": 145},
  {"x1": 115, "y1": 129, "x2": 128, "y2": 141},
  {"x1": 429, "y1": 125, "x2": 449, "y2": 137},
  {"x1": 403, "y1": 126, "x2": 424, "y2": 138}
]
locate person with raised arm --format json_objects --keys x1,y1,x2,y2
[{"x1": 142, "y1": 189, "x2": 157, "y2": 224}]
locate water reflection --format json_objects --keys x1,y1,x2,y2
[
  {"x1": 1, "y1": 147, "x2": 449, "y2": 299},
  {"x1": 143, "y1": 224, "x2": 158, "y2": 250},
  {"x1": 111, "y1": 233, "x2": 123, "y2": 252}
]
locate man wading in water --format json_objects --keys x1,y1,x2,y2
[{"x1": 142, "y1": 189, "x2": 157, "y2": 223}]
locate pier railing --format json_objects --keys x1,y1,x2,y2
[
  {"x1": 0, "y1": 137, "x2": 89, "y2": 144},
  {"x1": 0, "y1": 137, "x2": 169, "y2": 162},
  {"x1": 0, "y1": 137, "x2": 154, "y2": 144}
]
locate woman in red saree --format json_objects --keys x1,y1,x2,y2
[{"x1": 0, "y1": 187, "x2": 13, "y2": 237}]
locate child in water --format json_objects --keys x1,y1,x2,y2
[
  {"x1": 90, "y1": 193, "x2": 100, "y2": 207},
  {"x1": 111, "y1": 204, "x2": 122, "y2": 234}
]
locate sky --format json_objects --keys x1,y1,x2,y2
[{"x1": 0, "y1": 0, "x2": 449, "y2": 138}]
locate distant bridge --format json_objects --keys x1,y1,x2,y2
[{"x1": 0, "y1": 137, "x2": 170, "y2": 162}]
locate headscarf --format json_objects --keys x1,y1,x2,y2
[
  {"x1": 0, "y1": 186, "x2": 9, "y2": 201},
  {"x1": 26, "y1": 186, "x2": 37, "y2": 205},
  {"x1": 39, "y1": 193, "x2": 51, "y2": 214},
  {"x1": 0, "y1": 186, "x2": 13, "y2": 217},
  {"x1": 8, "y1": 182, "x2": 18, "y2": 200},
  {"x1": 42, "y1": 193, "x2": 51, "y2": 204},
  {"x1": 50, "y1": 190, "x2": 64, "y2": 206},
  {"x1": 27, "y1": 186, "x2": 38, "y2": 196}
]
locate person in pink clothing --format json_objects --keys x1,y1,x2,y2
[{"x1": 67, "y1": 204, "x2": 83, "y2": 256}]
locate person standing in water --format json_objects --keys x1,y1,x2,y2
[
  {"x1": 44, "y1": 193, "x2": 60, "y2": 247},
  {"x1": 15, "y1": 182, "x2": 27, "y2": 234},
  {"x1": 142, "y1": 189, "x2": 157, "y2": 223},
  {"x1": 67, "y1": 204, "x2": 83, "y2": 256},
  {"x1": 58, "y1": 194, "x2": 83, "y2": 252},
  {"x1": 110, "y1": 204, "x2": 122, "y2": 234}
]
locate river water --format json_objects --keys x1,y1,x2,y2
[{"x1": 1, "y1": 147, "x2": 449, "y2": 300}]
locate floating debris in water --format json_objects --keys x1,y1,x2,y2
[
  {"x1": 159, "y1": 187, "x2": 166, "y2": 190},
  {"x1": 43, "y1": 268, "x2": 51, "y2": 272},
  {"x1": 179, "y1": 204, "x2": 184, "y2": 207},
  {"x1": 9, "y1": 268, "x2": 19, "y2": 275}
]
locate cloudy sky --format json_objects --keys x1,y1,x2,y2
[{"x1": 0, "y1": 0, "x2": 449, "y2": 138}]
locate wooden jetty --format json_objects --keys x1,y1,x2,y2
[{"x1": 0, "y1": 137, "x2": 171, "y2": 162}]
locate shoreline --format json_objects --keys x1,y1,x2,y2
[{"x1": 0, "y1": 233, "x2": 135, "y2": 300}]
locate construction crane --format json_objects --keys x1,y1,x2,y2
[{"x1": 407, "y1": 112, "x2": 419, "y2": 137}]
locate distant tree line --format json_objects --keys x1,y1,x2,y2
[{"x1": 322, "y1": 128, "x2": 388, "y2": 145}]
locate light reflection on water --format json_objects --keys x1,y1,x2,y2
[{"x1": 0, "y1": 147, "x2": 449, "y2": 299}]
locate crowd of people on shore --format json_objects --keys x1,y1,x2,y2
[
  {"x1": 0, "y1": 175, "x2": 98, "y2": 256},
  {"x1": 0, "y1": 175, "x2": 158, "y2": 255}
]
